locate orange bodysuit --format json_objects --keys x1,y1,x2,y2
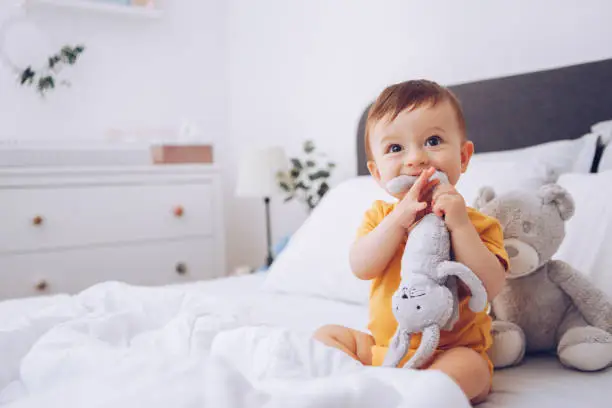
[{"x1": 357, "y1": 200, "x2": 509, "y2": 371}]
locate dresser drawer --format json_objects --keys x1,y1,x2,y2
[
  {"x1": 0, "y1": 237, "x2": 221, "y2": 300},
  {"x1": 0, "y1": 182, "x2": 215, "y2": 254}
]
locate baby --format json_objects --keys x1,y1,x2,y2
[{"x1": 314, "y1": 80, "x2": 509, "y2": 404}]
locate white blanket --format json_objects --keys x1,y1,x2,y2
[{"x1": 0, "y1": 282, "x2": 469, "y2": 408}]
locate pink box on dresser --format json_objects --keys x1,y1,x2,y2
[{"x1": 150, "y1": 145, "x2": 213, "y2": 164}]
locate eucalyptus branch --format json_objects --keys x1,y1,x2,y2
[
  {"x1": 18, "y1": 44, "x2": 85, "y2": 96},
  {"x1": 277, "y1": 140, "x2": 336, "y2": 212}
]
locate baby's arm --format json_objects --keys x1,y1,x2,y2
[
  {"x1": 450, "y1": 226, "x2": 505, "y2": 299},
  {"x1": 351, "y1": 168, "x2": 439, "y2": 280},
  {"x1": 350, "y1": 210, "x2": 407, "y2": 280},
  {"x1": 432, "y1": 183, "x2": 505, "y2": 299}
]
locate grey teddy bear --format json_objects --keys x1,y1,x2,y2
[{"x1": 476, "y1": 183, "x2": 612, "y2": 371}]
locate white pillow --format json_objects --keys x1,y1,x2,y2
[
  {"x1": 263, "y1": 161, "x2": 554, "y2": 305},
  {"x1": 456, "y1": 161, "x2": 553, "y2": 207},
  {"x1": 592, "y1": 120, "x2": 612, "y2": 145},
  {"x1": 263, "y1": 176, "x2": 391, "y2": 304},
  {"x1": 598, "y1": 141, "x2": 612, "y2": 172},
  {"x1": 469, "y1": 133, "x2": 599, "y2": 177},
  {"x1": 553, "y1": 171, "x2": 612, "y2": 298}
]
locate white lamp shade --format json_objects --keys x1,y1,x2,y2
[{"x1": 235, "y1": 146, "x2": 288, "y2": 198}]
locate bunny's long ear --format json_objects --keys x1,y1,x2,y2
[
  {"x1": 382, "y1": 328, "x2": 410, "y2": 368},
  {"x1": 473, "y1": 186, "x2": 496, "y2": 210},
  {"x1": 539, "y1": 184, "x2": 575, "y2": 221}
]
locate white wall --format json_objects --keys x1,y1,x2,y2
[
  {"x1": 0, "y1": 0, "x2": 227, "y2": 146},
  {"x1": 225, "y1": 0, "x2": 612, "y2": 271},
  {"x1": 2, "y1": 1, "x2": 612, "y2": 274}
]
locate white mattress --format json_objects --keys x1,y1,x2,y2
[{"x1": 1, "y1": 274, "x2": 609, "y2": 407}]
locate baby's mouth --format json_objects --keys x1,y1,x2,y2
[{"x1": 402, "y1": 168, "x2": 433, "y2": 178}]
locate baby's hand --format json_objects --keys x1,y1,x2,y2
[
  {"x1": 393, "y1": 167, "x2": 439, "y2": 229},
  {"x1": 432, "y1": 184, "x2": 470, "y2": 232}
]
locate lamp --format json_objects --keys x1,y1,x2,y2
[{"x1": 235, "y1": 146, "x2": 288, "y2": 267}]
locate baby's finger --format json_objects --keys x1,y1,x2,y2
[
  {"x1": 420, "y1": 179, "x2": 440, "y2": 200},
  {"x1": 407, "y1": 168, "x2": 435, "y2": 198},
  {"x1": 433, "y1": 200, "x2": 445, "y2": 217},
  {"x1": 432, "y1": 184, "x2": 455, "y2": 202}
]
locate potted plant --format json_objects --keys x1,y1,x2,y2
[{"x1": 277, "y1": 140, "x2": 335, "y2": 213}]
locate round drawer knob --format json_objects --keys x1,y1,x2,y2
[
  {"x1": 175, "y1": 262, "x2": 187, "y2": 275},
  {"x1": 32, "y1": 215, "x2": 44, "y2": 226},
  {"x1": 173, "y1": 206, "x2": 184, "y2": 217},
  {"x1": 35, "y1": 280, "x2": 49, "y2": 292}
]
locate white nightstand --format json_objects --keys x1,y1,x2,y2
[{"x1": 0, "y1": 164, "x2": 225, "y2": 300}]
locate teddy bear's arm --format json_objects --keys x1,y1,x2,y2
[{"x1": 548, "y1": 260, "x2": 612, "y2": 332}]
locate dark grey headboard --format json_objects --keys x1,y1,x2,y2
[{"x1": 357, "y1": 58, "x2": 612, "y2": 175}]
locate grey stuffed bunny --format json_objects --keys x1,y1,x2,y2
[
  {"x1": 477, "y1": 184, "x2": 612, "y2": 371},
  {"x1": 382, "y1": 171, "x2": 488, "y2": 369}
]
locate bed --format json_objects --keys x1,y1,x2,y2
[{"x1": 2, "y1": 59, "x2": 612, "y2": 407}]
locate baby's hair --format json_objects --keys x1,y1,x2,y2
[{"x1": 364, "y1": 80, "x2": 466, "y2": 161}]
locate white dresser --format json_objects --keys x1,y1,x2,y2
[{"x1": 0, "y1": 164, "x2": 226, "y2": 300}]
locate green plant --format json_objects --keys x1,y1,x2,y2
[
  {"x1": 18, "y1": 44, "x2": 85, "y2": 96},
  {"x1": 277, "y1": 140, "x2": 336, "y2": 212}
]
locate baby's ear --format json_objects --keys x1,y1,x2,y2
[
  {"x1": 539, "y1": 184, "x2": 575, "y2": 221},
  {"x1": 473, "y1": 186, "x2": 496, "y2": 209},
  {"x1": 367, "y1": 160, "x2": 380, "y2": 181}
]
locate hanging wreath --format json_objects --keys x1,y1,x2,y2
[{"x1": 0, "y1": 13, "x2": 85, "y2": 96}]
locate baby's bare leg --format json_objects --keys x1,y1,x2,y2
[
  {"x1": 313, "y1": 324, "x2": 375, "y2": 365},
  {"x1": 428, "y1": 347, "x2": 492, "y2": 405}
]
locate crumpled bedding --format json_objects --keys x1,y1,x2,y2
[{"x1": 0, "y1": 281, "x2": 469, "y2": 408}]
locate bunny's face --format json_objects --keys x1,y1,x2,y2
[{"x1": 392, "y1": 277, "x2": 454, "y2": 332}]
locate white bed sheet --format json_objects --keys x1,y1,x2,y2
[
  {"x1": 0, "y1": 275, "x2": 467, "y2": 408},
  {"x1": 1, "y1": 275, "x2": 610, "y2": 407},
  {"x1": 164, "y1": 275, "x2": 612, "y2": 407},
  {"x1": 171, "y1": 273, "x2": 370, "y2": 334},
  {"x1": 484, "y1": 355, "x2": 611, "y2": 408}
]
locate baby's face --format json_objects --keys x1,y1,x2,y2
[{"x1": 367, "y1": 100, "x2": 473, "y2": 198}]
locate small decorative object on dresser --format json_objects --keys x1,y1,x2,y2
[
  {"x1": 0, "y1": 163, "x2": 225, "y2": 300},
  {"x1": 150, "y1": 144, "x2": 213, "y2": 165}
]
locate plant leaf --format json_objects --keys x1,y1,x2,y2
[
  {"x1": 317, "y1": 182, "x2": 329, "y2": 198},
  {"x1": 328, "y1": 162, "x2": 336, "y2": 168},
  {"x1": 20, "y1": 67, "x2": 35, "y2": 85},
  {"x1": 295, "y1": 181, "x2": 308, "y2": 190},
  {"x1": 284, "y1": 196, "x2": 294, "y2": 202},
  {"x1": 291, "y1": 158, "x2": 303, "y2": 171},
  {"x1": 307, "y1": 195, "x2": 316, "y2": 209},
  {"x1": 279, "y1": 182, "x2": 292, "y2": 192},
  {"x1": 37, "y1": 76, "x2": 54, "y2": 93},
  {"x1": 304, "y1": 140, "x2": 315, "y2": 154},
  {"x1": 48, "y1": 56, "x2": 58, "y2": 69},
  {"x1": 308, "y1": 170, "x2": 330, "y2": 181},
  {"x1": 306, "y1": 160, "x2": 316, "y2": 167}
]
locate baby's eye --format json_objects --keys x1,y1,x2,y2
[
  {"x1": 425, "y1": 135, "x2": 442, "y2": 147},
  {"x1": 386, "y1": 144, "x2": 403, "y2": 154}
]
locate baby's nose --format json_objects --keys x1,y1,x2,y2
[{"x1": 404, "y1": 148, "x2": 428, "y2": 166}]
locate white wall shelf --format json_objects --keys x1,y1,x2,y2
[{"x1": 26, "y1": 0, "x2": 163, "y2": 19}]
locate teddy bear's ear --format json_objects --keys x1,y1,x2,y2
[
  {"x1": 473, "y1": 186, "x2": 496, "y2": 209},
  {"x1": 539, "y1": 184, "x2": 575, "y2": 221}
]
